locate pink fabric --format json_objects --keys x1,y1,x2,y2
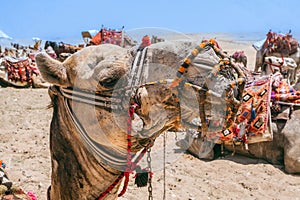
[
  {"x1": 233, "y1": 51, "x2": 245, "y2": 59},
  {"x1": 27, "y1": 192, "x2": 37, "y2": 200}
]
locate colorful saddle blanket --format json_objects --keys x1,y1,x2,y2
[
  {"x1": 5, "y1": 58, "x2": 38, "y2": 83},
  {"x1": 206, "y1": 76, "x2": 273, "y2": 144},
  {"x1": 271, "y1": 79, "x2": 300, "y2": 104},
  {"x1": 208, "y1": 73, "x2": 300, "y2": 144},
  {"x1": 90, "y1": 28, "x2": 123, "y2": 46}
]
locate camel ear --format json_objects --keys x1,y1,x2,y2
[{"x1": 36, "y1": 52, "x2": 71, "y2": 87}]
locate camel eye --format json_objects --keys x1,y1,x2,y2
[{"x1": 99, "y1": 77, "x2": 118, "y2": 88}]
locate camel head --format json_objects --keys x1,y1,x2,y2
[
  {"x1": 262, "y1": 56, "x2": 296, "y2": 75},
  {"x1": 232, "y1": 51, "x2": 247, "y2": 67},
  {"x1": 35, "y1": 43, "x2": 181, "y2": 199},
  {"x1": 36, "y1": 44, "x2": 130, "y2": 89}
]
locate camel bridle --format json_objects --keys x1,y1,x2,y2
[{"x1": 263, "y1": 56, "x2": 285, "y2": 74}]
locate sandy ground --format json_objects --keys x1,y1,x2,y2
[{"x1": 0, "y1": 38, "x2": 300, "y2": 200}]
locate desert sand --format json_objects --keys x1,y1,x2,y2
[{"x1": 0, "y1": 37, "x2": 300, "y2": 200}]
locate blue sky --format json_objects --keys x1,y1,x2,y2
[{"x1": 1, "y1": 0, "x2": 300, "y2": 39}]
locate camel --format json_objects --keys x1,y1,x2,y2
[
  {"x1": 35, "y1": 39, "x2": 250, "y2": 199},
  {"x1": 36, "y1": 40, "x2": 300, "y2": 199},
  {"x1": 254, "y1": 31, "x2": 300, "y2": 86}
]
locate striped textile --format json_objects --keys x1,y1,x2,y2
[{"x1": 271, "y1": 79, "x2": 300, "y2": 104}]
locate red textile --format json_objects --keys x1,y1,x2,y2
[
  {"x1": 90, "y1": 28, "x2": 123, "y2": 46},
  {"x1": 205, "y1": 77, "x2": 272, "y2": 143},
  {"x1": 140, "y1": 35, "x2": 151, "y2": 48},
  {"x1": 90, "y1": 31, "x2": 102, "y2": 45},
  {"x1": 271, "y1": 79, "x2": 300, "y2": 104}
]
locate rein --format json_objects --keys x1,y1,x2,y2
[{"x1": 60, "y1": 87, "x2": 123, "y2": 111}]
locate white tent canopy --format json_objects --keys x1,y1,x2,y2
[{"x1": 0, "y1": 30, "x2": 12, "y2": 40}]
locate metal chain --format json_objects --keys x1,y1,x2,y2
[{"x1": 147, "y1": 147, "x2": 153, "y2": 200}]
